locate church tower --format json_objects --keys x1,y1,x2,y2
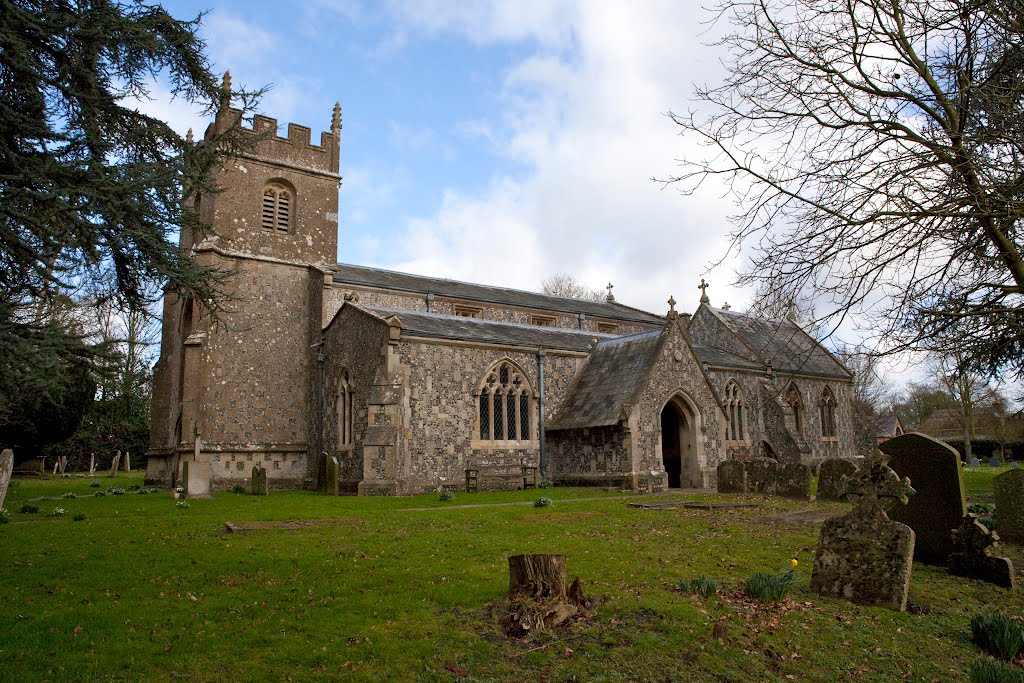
[{"x1": 147, "y1": 76, "x2": 342, "y2": 490}]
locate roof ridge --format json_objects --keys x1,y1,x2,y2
[{"x1": 363, "y1": 305, "x2": 619, "y2": 339}]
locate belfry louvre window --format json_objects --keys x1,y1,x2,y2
[
  {"x1": 478, "y1": 361, "x2": 532, "y2": 441},
  {"x1": 261, "y1": 183, "x2": 292, "y2": 232},
  {"x1": 820, "y1": 387, "x2": 837, "y2": 439},
  {"x1": 723, "y1": 380, "x2": 746, "y2": 443}
]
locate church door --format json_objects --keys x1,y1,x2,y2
[
  {"x1": 662, "y1": 397, "x2": 700, "y2": 488},
  {"x1": 661, "y1": 406, "x2": 682, "y2": 488}
]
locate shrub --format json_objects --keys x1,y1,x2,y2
[
  {"x1": 62, "y1": 492, "x2": 76, "y2": 499},
  {"x1": 533, "y1": 497, "x2": 553, "y2": 508},
  {"x1": 538, "y1": 479, "x2": 553, "y2": 489},
  {"x1": 678, "y1": 575, "x2": 718, "y2": 597},
  {"x1": 744, "y1": 570, "x2": 797, "y2": 603},
  {"x1": 230, "y1": 484, "x2": 246, "y2": 494},
  {"x1": 979, "y1": 517, "x2": 999, "y2": 532},
  {"x1": 72, "y1": 513, "x2": 87, "y2": 522},
  {"x1": 970, "y1": 656, "x2": 1024, "y2": 683},
  {"x1": 19, "y1": 504, "x2": 39, "y2": 514},
  {"x1": 89, "y1": 481, "x2": 100, "y2": 488},
  {"x1": 108, "y1": 488, "x2": 125, "y2": 495},
  {"x1": 128, "y1": 484, "x2": 140, "y2": 491},
  {"x1": 969, "y1": 503, "x2": 994, "y2": 515},
  {"x1": 49, "y1": 507, "x2": 65, "y2": 517},
  {"x1": 0, "y1": 509, "x2": 10, "y2": 524},
  {"x1": 971, "y1": 614, "x2": 1024, "y2": 661},
  {"x1": 176, "y1": 500, "x2": 190, "y2": 509},
  {"x1": 438, "y1": 491, "x2": 455, "y2": 502},
  {"x1": 93, "y1": 491, "x2": 106, "y2": 497}
]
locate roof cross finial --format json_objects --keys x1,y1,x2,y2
[
  {"x1": 606, "y1": 282, "x2": 615, "y2": 303},
  {"x1": 722, "y1": 302, "x2": 731, "y2": 311},
  {"x1": 667, "y1": 295, "x2": 678, "y2": 320},
  {"x1": 698, "y1": 278, "x2": 710, "y2": 304}
]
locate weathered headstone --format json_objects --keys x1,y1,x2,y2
[
  {"x1": 52, "y1": 460, "x2": 59, "y2": 475},
  {"x1": 251, "y1": 465, "x2": 268, "y2": 496},
  {"x1": 989, "y1": 456, "x2": 1000, "y2": 467},
  {"x1": 879, "y1": 432, "x2": 967, "y2": 564},
  {"x1": 745, "y1": 458, "x2": 778, "y2": 495},
  {"x1": 811, "y1": 451, "x2": 916, "y2": 611},
  {"x1": 109, "y1": 452, "x2": 121, "y2": 477},
  {"x1": 994, "y1": 469, "x2": 1024, "y2": 544},
  {"x1": 323, "y1": 455, "x2": 339, "y2": 496},
  {"x1": 89, "y1": 453, "x2": 96, "y2": 474},
  {"x1": 716, "y1": 460, "x2": 746, "y2": 493},
  {"x1": 125, "y1": 451, "x2": 131, "y2": 472},
  {"x1": 817, "y1": 459, "x2": 858, "y2": 501},
  {"x1": 948, "y1": 517, "x2": 1015, "y2": 588},
  {"x1": 0, "y1": 449, "x2": 13, "y2": 511},
  {"x1": 1013, "y1": 461, "x2": 1020, "y2": 469},
  {"x1": 182, "y1": 459, "x2": 211, "y2": 498},
  {"x1": 969, "y1": 457, "x2": 981, "y2": 467},
  {"x1": 777, "y1": 462, "x2": 811, "y2": 500}
]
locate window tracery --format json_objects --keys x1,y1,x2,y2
[
  {"x1": 785, "y1": 382, "x2": 804, "y2": 435},
  {"x1": 723, "y1": 380, "x2": 746, "y2": 443},
  {"x1": 478, "y1": 360, "x2": 532, "y2": 441},
  {"x1": 338, "y1": 369, "x2": 353, "y2": 447},
  {"x1": 820, "y1": 387, "x2": 837, "y2": 439}
]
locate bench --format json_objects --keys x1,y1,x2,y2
[{"x1": 465, "y1": 461, "x2": 538, "y2": 493}]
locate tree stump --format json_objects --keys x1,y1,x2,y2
[{"x1": 508, "y1": 554, "x2": 567, "y2": 600}]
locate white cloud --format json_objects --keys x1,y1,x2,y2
[{"x1": 201, "y1": 13, "x2": 277, "y2": 72}]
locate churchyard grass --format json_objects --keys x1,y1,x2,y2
[
  {"x1": 1, "y1": 472, "x2": 1023, "y2": 682},
  {"x1": 964, "y1": 466, "x2": 1015, "y2": 501}
]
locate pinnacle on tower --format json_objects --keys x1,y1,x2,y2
[
  {"x1": 185, "y1": 128, "x2": 194, "y2": 144},
  {"x1": 331, "y1": 102, "x2": 342, "y2": 135},
  {"x1": 219, "y1": 70, "x2": 232, "y2": 110}
]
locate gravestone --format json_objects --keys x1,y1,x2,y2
[
  {"x1": 109, "y1": 452, "x2": 121, "y2": 477},
  {"x1": 989, "y1": 456, "x2": 1000, "y2": 467},
  {"x1": 323, "y1": 456, "x2": 339, "y2": 496},
  {"x1": 948, "y1": 517, "x2": 1015, "y2": 589},
  {"x1": 125, "y1": 451, "x2": 130, "y2": 472},
  {"x1": 777, "y1": 463, "x2": 811, "y2": 500},
  {"x1": 969, "y1": 457, "x2": 981, "y2": 467},
  {"x1": 879, "y1": 432, "x2": 967, "y2": 564},
  {"x1": 182, "y1": 460, "x2": 211, "y2": 498},
  {"x1": 811, "y1": 451, "x2": 916, "y2": 611},
  {"x1": 89, "y1": 453, "x2": 96, "y2": 474},
  {"x1": 716, "y1": 461, "x2": 746, "y2": 493},
  {"x1": 745, "y1": 458, "x2": 778, "y2": 495},
  {"x1": 0, "y1": 449, "x2": 13, "y2": 511},
  {"x1": 817, "y1": 459, "x2": 858, "y2": 501},
  {"x1": 52, "y1": 460, "x2": 59, "y2": 475},
  {"x1": 58, "y1": 456, "x2": 68, "y2": 474},
  {"x1": 251, "y1": 465, "x2": 268, "y2": 496},
  {"x1": 1013, "y1": 462, "x2": 1020, "y2": 469},
  {"x1": 994, "y1": 469, "x2": 1024, "y2": 543}
]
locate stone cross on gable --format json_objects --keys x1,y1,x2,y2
[
  {"x1": 667, "y1": 295, "x2": 678, "y2": 320},
  {"x1": 842, "y1": 451, "x2": 915, "y2": 513},
  {"x1": 698, "y1": 279, "x2": 710, "y2": 304},
  {"x1": 606, "y1": 282, "x2": 615, "y2": 303}
]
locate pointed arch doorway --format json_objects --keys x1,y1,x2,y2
[{"x1": 661, "y1": 397, "x2": 699, "y2": 489}]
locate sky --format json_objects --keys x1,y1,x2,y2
[{"x1": 146, "y1": 0, "x2": 743, "y2": 318}]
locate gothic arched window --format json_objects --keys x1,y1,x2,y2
[
  {"x1": 338, "y1": 369, "x2": 353, "y2": 447},
  {"x1": 723, "y1": 380, "x2": 746, "y2": 444},
  {"x1": 261, "y1": 181, "x2": 293, "y2": 232},
  {"x1": 478, "y1": 360, "x2": 532, "y2": 441},
  {"x1": 785, "y1": 382, "x2": 804, "y2": 435},
  {"x1": 819, "y1": 387, "x2": 837, "y2": 439}
]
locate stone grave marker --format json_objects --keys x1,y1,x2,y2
[
  {"x1": 777, "y1": 462, "x2": 811, "y2": 500},
  {"x1": 109, "y1": 452, "x2": 121, "y2": 477},
  {"x1": 716, "y1": 460, "x2": 746, "y2": 493},
  {"x1": 810, "y1": 451, "x2": 916, "y2": 611},
  {"x1": 182, "y1": 460, "x2": 211, "y2": 498},
  {"x1": 323, "y1": 455, "x2": 339, "y2": 496},
  {"x1": 969, "y1": 457, "x2": 981, "y2": 467},
  {"x1": 817, "y1": 459, "x2": 858, "y2": 501},
  {"x1": 994, "y1": 469, "x2": 1024, "y2": 543},
  {"x1": 989, "y1": 456, "x2": 1000, "y2": 467},
  {"x1": 948, "y1": 517, "x2": 1015, "y2": 588},
  {"x1": 52, "y1": 459, "x2": 59, "y2": 475},
  {"x1": 251, "y1": 465, "x2": 268, "y2": 496},
  {"x1": 125, "y1": 451, "x2": 131, "y2": 472},
  {"x1": 1013, "y1": 462, "x2": 1020, "y2": 469},
  {"x1": 89, "y1": 453, "x2": 96, "y2": 474},
  {"x1": 745, "y1": 458, "x2": 778, "y2": 495},
  {"x1": 0, "y1": 449, "x2": 13, "y2": 511},
  {"x1": 879, "y1": 432, "x2": 967, "y2": 564}
]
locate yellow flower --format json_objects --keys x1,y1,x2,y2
[{"x1": 790, "y1": 558, "x2": 799, "y2": 568}]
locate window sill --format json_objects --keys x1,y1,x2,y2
[{"x1": 470, "y1": 439, "x2": 540, "y2": 450}]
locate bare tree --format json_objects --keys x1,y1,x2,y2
[
  {"x1": 540, "y1": 274, "x2": 605, "y2": 301},
  {"x1": 667, "y1": 0, "x2": 1024, "y2": 376},
  {"x1": 834, "y1": 345, "x2": 896, "y2": 453},
  {"x1": 931, "y1": 348, "x2": 1002, "y2": 461}
]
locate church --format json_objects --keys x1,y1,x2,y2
[{"x1": 146, "y1": 98, "x2": 857, "y2": 495}]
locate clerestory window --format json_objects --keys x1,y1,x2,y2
[
  {"x1": 820, "y1": 387, "x2": 837, "y2": 440},
  {"x1": 723, "y1": 380, "x2": 747, "y2": 444},
  {"x1": 261, "y1": 182, "x2": 293, "y2": 232},
  {"x1": 478, "y1": 360, "x2": 532, "y2": 441}
]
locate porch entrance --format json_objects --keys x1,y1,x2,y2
[{"x1": 661, "y1": 399, "x2": 697, "y2": 488}]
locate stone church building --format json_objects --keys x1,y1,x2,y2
[{"x1": 146, "y1": 100, "x2": 857, "y2": 495}]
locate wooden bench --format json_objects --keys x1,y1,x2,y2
[{"x1": 465, "y1": 461, "x2": 538, "y2": 492}]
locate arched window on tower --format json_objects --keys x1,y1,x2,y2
[
  {"x1": 261, "y1": 181, "x2": 293, "y2": 233},
  {"x1": 820, "y1": 387, "x2": 837, "y2": 440},
  {"x1": 785, "y1": 382, "x2": 804, "y2": 435},
  {"x1": 338, "y1": 369, "x2": 353, "y2": 447},
  {"x1": 478, "y1": 360, "x2": 533, "y2": 441},
  {"x1": 723, "y1": 380, "x2": 747, "y2": 444}
]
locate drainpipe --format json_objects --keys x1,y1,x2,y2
[
  {"x1": 577, "y1": 312, "x2": 586, "y2": 330},
  {"x1": 314, "y1": 338, "x2": 325, "y2": 458},
  {"x1": 538, "y1": 348, "x2": 547, "y2": 481},
  {"x1": 426, "y1": 292, "x2": 434, "y2": 313}
]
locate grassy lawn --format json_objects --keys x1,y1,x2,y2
[{"x1": 1, "y1": 473, "x2": 1022, "y2": 682}]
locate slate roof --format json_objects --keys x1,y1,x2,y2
[
  {"x1": 546, "y1": 329, "x2": 665, "y2": 430},
  {"x1": 707, "y1": 308, "x2": 851, "y2": 379},
  {"x1": 335, "y1": 263, "x2": 665, "y2": 325},
  {"x1": 362, "y1": 306, "x2": 615, "y2": 352}
]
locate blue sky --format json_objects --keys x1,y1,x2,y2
[{"x1": 146, "y1": 1, "x2": 742, "y2": 316}]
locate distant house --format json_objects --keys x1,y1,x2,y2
[
  {"x1": 875, "y1": 414, "x2": 904, "y2": 445},
  {"x1": 917, "y1": 406, "x2": 1024, "y2": 460}
]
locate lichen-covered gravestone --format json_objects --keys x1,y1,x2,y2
[
  {"x1": 251, "y1": 465, "x2": 268, "y2": 496},
  {"x1": 0, "y1": 449, "x2": 13, "y2": 511},
  {"x1": 969, "y1": 457, "x2": 981, "y2": 467},
  {"x1": 777, "y1": 463, "x2": 811, "y2": 500},
  {"x1": 879, "y1": 432, "x2": 967, "y2": 564},
  {"x1": 717, "y1": 460, "x2": 746, "y2": 493},
  {"x1": 745, "y1": 458, "x2": 778, "y2": 495},
  {"x1": 994, "y1": 469, "x2": 1024, "y2": 544},
  {"x1": 811, "y1": 451, "x2": 916, "y2": 611},
  {"x1": 948, "y1": 517, "x2": 1015, "y2": 588},
  {"x1": 108, "y1": 452, "x2": 121, "y2": 477},
  {"x1": 321, "y1": 454, "x2": 339, "y2": 496},
  {"x1": 817, "y1": 459, "x2": 858, "y2": 501}
]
